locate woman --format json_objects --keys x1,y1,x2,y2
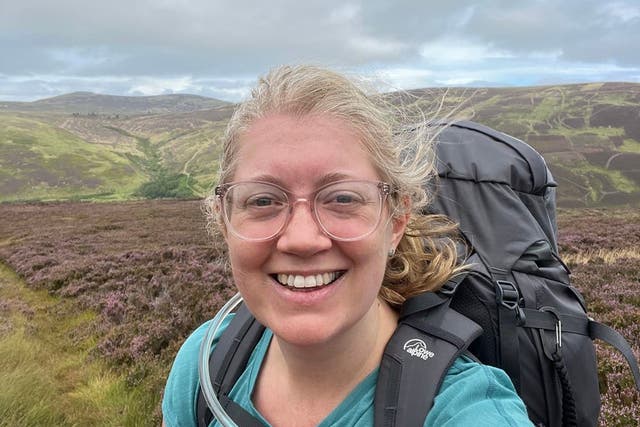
[{"x1": 162, "y1": 65, "x2": 533, "y2": 426}]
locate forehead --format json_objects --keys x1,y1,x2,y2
[{"x1": 231, "y1": 113, "x2": 381, "y2": 187}]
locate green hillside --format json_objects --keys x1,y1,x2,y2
[
  {"x1": 1, "y1": 83, "x2": 639, "y2": 206},
  {"x1": 1, "y1": 92, "x2": 230, "y2": 115},
  {"x1": 0, "y1": 113, "x2": 147, "y2": 202},
  {"x1": 407, "y1": 82, "x2": 640, "y2": 206}
]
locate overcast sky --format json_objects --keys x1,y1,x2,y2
[{"x1": 1, "y1": 0, "x2": 639, "y2": 102}]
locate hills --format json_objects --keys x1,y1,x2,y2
[
  {"x1": 1, "y1": 84, "x2": 639, "y2": 207},
  {"x1": 0, "y1": 92, "x2": 230, "y2": 115},
  {"x1": 401, "y1": 82, "x2": 640, "y2": 206}
]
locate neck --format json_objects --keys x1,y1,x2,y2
[{"x1": 266, "y1": 298, "x2": 398, "y2": 396}]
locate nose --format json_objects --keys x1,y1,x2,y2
[{"x1": 276, "y1": 199, "x2": 332, "y2": 257}]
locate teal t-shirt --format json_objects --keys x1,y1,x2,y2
[{"x1": 163, "y1": 317, "x2": 533, "y2": 427}]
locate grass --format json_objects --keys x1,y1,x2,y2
[
  {"x1": 0, "y1": 113, "x2": 147, "y2": 202},
  {"x1": 619, "y1": 139, "x2": 640, "y2": 154},
  {"x1": 530, "y1": 92, "x2": 562, "y2": 121},
  {"x1": 555, "y1": 125, "x2": 625, "y2": 138},
  {"x1": 0, "y1": 202, "x2": 637, "y2": 425},
  {"x1": 0, "y1": 263, "x2": 162, "y2": 426},
  {"x1": 562, "y1": 247, "x2": 640, "y2": 265},
  {"x1": 570, "y1": 161, "x2": 638, "y2": 201},
  {"x1": 4, "y1": 84, "x2": 640, "y2": 207}
]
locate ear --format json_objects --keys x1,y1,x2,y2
[
  {"x1": 390, "y1": 196, "x2": 411, "y2": 248},
  {"x1": 210, "y1": 196, "x2": 229, "y2": 239}
]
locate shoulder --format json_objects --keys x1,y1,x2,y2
[
  {"x1": 162, "y1": 318, "x2": 229, "y2": 427},
  {"x1": 425, "y1": 356, "x2": 534, "y2": 426}
]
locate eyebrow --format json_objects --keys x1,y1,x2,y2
[
  {"x1": 248, "y1": 172, "x2": 356, "y2": 189},
  {"x1": 315, "y1": 172, "x2": 355, "y2": 187}
]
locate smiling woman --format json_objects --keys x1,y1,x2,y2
[{"x1": 161, "y1": 65, "x2": 534, "y2": 427}]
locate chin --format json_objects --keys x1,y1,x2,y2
[{"x1": 268, "y1": 314, "x2": 348, "y2": 348}]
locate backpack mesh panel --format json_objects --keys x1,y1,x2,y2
[{"x1": 449, "y1": 276, "x2": 499, "y2": 365}]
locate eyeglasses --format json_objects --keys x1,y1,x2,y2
[{"x1": 215, "y1": 180, "x2": 393, "y2": 242}]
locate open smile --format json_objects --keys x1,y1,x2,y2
[{"x1": 272, "y1": 271, "x2": 346, "y2": 290}]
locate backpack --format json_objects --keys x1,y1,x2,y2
[
  {"x1": 196, "y1": 120, "x2": 640, "y2": 427},
  {"x1": 427, "y1": 121, "x2": 640, "y2": 426}
]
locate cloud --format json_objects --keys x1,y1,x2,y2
[
  {"x1": 420, "y1": 37, "x2": 515, "y2": 63},
  {"x1": 1, "y1": 0, "x2": 639, "y2": 101},
  {"x1": 128, "y1": 77, "x2": 198, "y2": 96},
  {"x1": 599, "y1": 1, "x2": 640, "y2": 23}
]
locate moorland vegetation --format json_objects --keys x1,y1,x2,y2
[
  {"x1": 0, "y1": 85, "x2": 638, "y2": 425},
  {"x1": 0, "y1": 201, "x2": 638, "y2": 426}
]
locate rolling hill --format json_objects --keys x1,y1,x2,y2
[
  {"x1": 400, "y1": 82, "x2": 640, "y2": 206},
  {"x1": 0, "y1": 92, "x2": 230, "y2": 115},
  {"x1": 1, "y1": 84, "x2": 639, "y2": 206}
]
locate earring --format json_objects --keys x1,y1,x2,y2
[{"x1": 388, "y1": 248, "x2": 396, "y2": 258}]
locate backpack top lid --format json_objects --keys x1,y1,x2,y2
[{"x1": 429, "y1": 121, "x2": 559, "y2": 271}]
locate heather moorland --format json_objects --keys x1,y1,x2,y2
[{"x1": 0, "y1": 200, "x2": 638, "y2": 426}]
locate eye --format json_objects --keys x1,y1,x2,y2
[
  {"x1": 245, "y1": 193, "x2": 283, "y2": 208},
  {"x1": 319, "y1": 189, "x2": 366, "y2": 210},
  {"x1": 332, "y1": 192, "x2": 361, "y2": 204},
  {"x1": 334, "y1": 194, "x2": 354, "y2": 203}
]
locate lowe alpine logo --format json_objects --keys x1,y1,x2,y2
[{"x1": 403, "y1": 338, "x2": 435, "y2": 360}]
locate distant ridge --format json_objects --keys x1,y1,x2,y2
[
  {"x1": 0, "y1": 92, "x2": 231, "y2": 115},
  {"x1": 1, "y1": 82, "x2": 639, "y2": 206}
]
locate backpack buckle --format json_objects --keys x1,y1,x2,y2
[
  {"x1": 496, "y1": 280, "x2": 526, "y2": 326},
  {"x1": 496, "y1": 280, "x2": 519, "y2": 310}
]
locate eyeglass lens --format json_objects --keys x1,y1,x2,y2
[{"x1": 221, "y1": 181, "x2": 384, "y2": 241}]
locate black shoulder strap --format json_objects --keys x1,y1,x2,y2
[
  {"x1": 196, "y1": 303, "x2": 266, "y2": 427},
  {"x1": 197, "y1": 294, "x2": 483, "y2": 427},
  {"x1": 589, "y1": 320, "x2": 640, "y2": 391},
  {"x1": 374, "y1": 292, "x2": 482, "y2": 427}
]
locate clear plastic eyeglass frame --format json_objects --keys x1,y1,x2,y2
[{"x1": 214, "y1": 180, "x2": 393, "y2": 242}]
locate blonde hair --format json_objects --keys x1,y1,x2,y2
[{"x1": 206, "y1": 64, "x2": 465, "y2": 308}]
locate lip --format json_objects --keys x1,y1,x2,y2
[
  {"x1": 269, "y1": 270, "x2": 346, "y2": 306},
  {"x1": 271, "y1": 270, "x2": 345, "y2": 289},
  {"x1": 271, "y1": 269, "x2": 345, "y2": 276}
]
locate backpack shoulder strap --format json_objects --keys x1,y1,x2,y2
[
  {"x1": 374, "y1": 292, "x2": 483, "y2": 427},
  {"x1": 197, "y1": 293, "x2": 486, "y2": 427},
  {"x1": 589, "y1": 320, "x2": 640, "y2": 391},
  {"x1": 196, "y1": 303, "x2": 266, "y2": 427}
]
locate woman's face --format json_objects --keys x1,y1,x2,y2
[{"x1": 224, "y1": 113, "x2": 407, "y2": 347}]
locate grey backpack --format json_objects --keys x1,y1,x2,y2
[
  {"x1": 428, "y1": 121, "x2": 640, "y2": 426},
  {"x1": 196, "y1": 121, "x2": 640, "y2": 427}
]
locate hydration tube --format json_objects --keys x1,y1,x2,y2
[{"x1": 198, "y1": 292, "x2": 244, "y2": 427}]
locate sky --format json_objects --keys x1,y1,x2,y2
[{"x1": 1, "y1": 0, "x2": 639, "y2": 102}]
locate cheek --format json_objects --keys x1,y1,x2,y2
[
  {"x1": 226, "y1": 241, "x2": 269, "y2": 284},
  {"x1": 353, "y1": 231, "x2": 392, "y2": 282},
  {"x1": 368, "y1": 226, "x2": 395, "y2": 280}
]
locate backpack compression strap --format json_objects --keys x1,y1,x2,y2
[
  {"x1": 522, "y1": 308, "x2": 640, "y2": 392},
  {"x1": 196, "y1": 303, "x2": 265, "y2": 427},
  {"x1": 374, "y1": 292, "x2": 482, "y2": 427}
]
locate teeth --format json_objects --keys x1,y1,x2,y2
[
  {"x1": 304, "y1": 276, "x2": 316, "y2": 287},
  {"x1": 275, "y1": 272, "x2": 340, "y2": 288}
]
